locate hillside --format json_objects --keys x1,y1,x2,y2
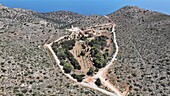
[
  {"x1": 0, "y1": 5, "x2": 169, "y2": 96},
  {"x1": 0, "y1": 5, "x2": 104, "y2": 96},
  {"x1": 107, "y1": 5, "x2": 170, "y2": 96},
  {"x1": 41, "y1": 11, "x2": 85, "y2": 25}
]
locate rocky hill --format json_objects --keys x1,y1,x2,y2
[
  {"x1": 0, "y1": 5, "x2": 169, "y2": 96},
  {"x1": 0, "y1": 5, "x2": 103, "y2": 96},
  {"x1": 107, "y1": 5, "x2": 170, "y2": 96},
  {"x1": 41, "y1": 11, "x2": 85, "y2": 25}
]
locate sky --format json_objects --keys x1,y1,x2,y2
[{"x1": 0, "y1": 0, "x2": 170, "y2": 15}]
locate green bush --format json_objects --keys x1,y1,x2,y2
[
  {"x1": 60, "y1": 60, "x2": 66, "y2": 66},
  {"x1": 81, "y1": 44, "x2": 86, "y2": 49},
  {"x1": 90, "y1": 47, "x2": 106, "y2": 68},
  {"x1": 93, "y1": 58, "x2": 105, "y2": 68},
  {"x1": 103, "y1": 52, "x2": 109, "y2": 59},
  {"x1": 90, "y1": 47, "x2": 99, "y2": 57},
  {"x1": 71, "y1": 74, "x2": 85, "y2": 82},
  {"x1": 63, "y1": 63, "x2": 73, "y2": 73},
  {"x1": 88, "y1": 36, "x2": 107, "y2": 50},
  {"x1": 87, "y1": 67, "x2": 94, "y2": 76},
  {"x1": 61, "y1": 40, "x2": 75, "y2": 50},
  {"x1": 65, "y1": 50, "x2": 81, "y2": 70},
  {"x1": 51, "y1": 42, "x2": 59, "y2": 54},
  {"x1": 80, "y1": 36, "x2": 87, "y2": 40},
  {"x1": 57, "y1": 48, "x2": 66, "y2": 60},
  {"x1": 80, "y1": 50, "x2": 86, "y2": 56},
  {"x1": 95, "y1": 78, "x2": 102, "y2": 86}
]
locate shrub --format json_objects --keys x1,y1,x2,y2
[
  {"x1": 93, "y1": 59, "x2": 105, "y2": 68},
  {"x1": 57, "y1": 52, "x2": 66, "y2": 60},
  {"x1": 71, "y1": 74, "x2": 85, "y2": 82},
  {"x1": 63, "y1": 63, "x2": 73, "y2": 73},
  {"x1": 81, "y1": 44, "x2": 86, "y2": 49},
  {"x1": 57, "y1": 48, "x2": 66, "y2": 60},
  {"x1": 80, "y1": 50, "x2": 86, "y2": 56},
  {"x1": 65, "y1": 50, "x2": 81, "y2": 70},
  {"x1": 60, "y1": 60, "x2": 66, "y2": 66},
  {"x1": 95, "y1": 78, "x2": 102, "y2": 86},
  {"x1": 87, "y1": 67, "x2": 94, "y2": 76},
  {"x1": 61, "y1": 40, "x2": 75, "y2": 50},
  {"x1": 90, "y1": 47, "x2": 99, "y2": 57},
  {"x1": 88, "y1": 36, "x2": 107, "y2": 50},
  {"x1": 51, "y1": 42, "x2": 59, "y2": 53},
  {"x1": 103, "y1": 53, "x2": 109, "y2": 59},
  {"x1": 80, "y1": 36, "x2": 87, "y2": 40},
  {"x1": 90, "y1": 47, "x2": 106, "y2": 68}
]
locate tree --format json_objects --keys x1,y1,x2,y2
[
  {"x1": 88, "y1": 36, "x2": 107, "y2": 50},
  {"x1": 51, "y1": 42, "x2": 59, "y2": 54},
  {"x1": 80, "y1": 36, "x2": 87, "y2": 41},
  {"x1": 95, "y1": 78, "x2": 102, "y2": 86},
  {"x1": 95, "y1": 51, "x2": 103, "y2": 59},
  {"x1": 81, "y1": 44, "x2": 86, "y2": 49},
  {"x1": 56, "y1": 48, "x2": 66, "y2": 60},
  {"x1": 72, "y1": 61, "x2": 81, "y2": 70},
  {"x1": 71, "y1": 74, "x2": 85, "y2": 82},
  {"x1": 87, "y1": 67, "x2": 94, "y2": 76},
  {"x1": 63, "y1": 63, "x2": 73, "y2": 73},
  {"x1": 90, "y1": 47, "x2": 99, "y2": 57},
  {"x1": 93, "y1": 58, "x2": 105, "y2": 68},
  {"x1": 65, "y1": 50, "x2": 81, "y2": 70},
  {"x1": 80, "y1": 50, "x2": 85, "y2": 56},
  {"x1": 105, "y1": 49, "x2": 109, "y2": 52},
  {"x1": 61, "y1": 40, "x2": 75, "y2": 50},
  {"x1": 103, "y1": 53, "x2": 109, "y2": 59},
  {"x1": 60, "y1": 60, "x2": 66, "y2": 66}
]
